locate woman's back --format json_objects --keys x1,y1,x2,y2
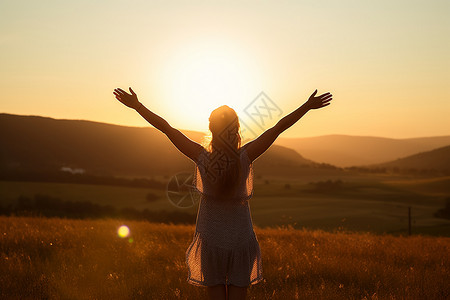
[
  {"x1": 193, "y1": 147, "x2": 254, "y2": 201},
  {"x1": 186, "y1": 146, "x2": 263, "y2": 287},
  {"x1": 193, "y1": 147, "x2": 255, "y2": 247}
]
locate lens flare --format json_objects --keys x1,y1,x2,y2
[{"x1": 118, "y1": 225, "x2": 130, "y2": 238}]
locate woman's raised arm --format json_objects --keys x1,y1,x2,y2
[
  {"x1": 244, "y1": 89, "x2": 332, "y2": 162},
  {"x1": 113, "y1": 87, "x2": 203, "y2": 162}
]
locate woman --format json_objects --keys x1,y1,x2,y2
[{"x1": 113, "y1": 87, "x2": 332, "y2": 300}]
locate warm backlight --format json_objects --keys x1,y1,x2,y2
[{"x1": 160, "y1": 39, "x2": 261, "y2": 129}]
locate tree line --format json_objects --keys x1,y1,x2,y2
[
  {"x1": 0, "y1": 169, "x2": 167, "y2": 190},
  {"x1": 0, "y1": 194, "x2": 196, "y2": 224}
]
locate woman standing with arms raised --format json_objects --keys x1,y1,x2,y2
[{"x1": 113, "y1": 87, "x2": 332, "y2": 300}]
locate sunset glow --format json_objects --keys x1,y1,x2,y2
[
  {"x1": 0, "y1": 1, "x2": 449, "y2": 138},
  {"x1": 158, "y1": 38, "x2": 262, "y2": 129}
]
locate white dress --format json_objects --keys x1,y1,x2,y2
[{"x1": 185, "y1": 147, "x2": 263, "y2": 287}]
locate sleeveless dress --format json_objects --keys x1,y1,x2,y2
[{"x1": 185, "y1": 147, "x2": 263, "y2": 287}]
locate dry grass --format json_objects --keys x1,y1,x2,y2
[{"x1": 0, "y1": 216, "x2": 448, "y2": 299}]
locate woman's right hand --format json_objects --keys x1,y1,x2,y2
[
  {"x1": 306, "y1": 89, "x2": 333, "y2": 109},
  {"x1": 113, "y1": 87, "x2": 141, "y2": 110}
]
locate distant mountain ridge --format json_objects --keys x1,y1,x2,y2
[{"x1": 275, "y1": 134, "x2": 450, "y2": 167}]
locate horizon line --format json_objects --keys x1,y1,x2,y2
[{"x1": 2, "y1": 111, "x2": 449, "y2": 141}]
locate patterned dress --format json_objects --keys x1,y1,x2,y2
[{"x1": 185, "y1": 147, "x2": 263, "y2": 287}]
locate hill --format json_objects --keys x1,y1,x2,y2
[
  {"x1": 376, "y1": 145, "x2": 450, "y2": 173},
  {"x1": 275, "y1": 134, "x2": 450, "y2": 167},
  {"x1": 5, "y1": 113, "x2": 449, "y2": 178},
  {"x1": 0, "y1": 113, "x2": 322, "y2": 179}
]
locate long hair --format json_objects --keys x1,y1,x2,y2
[{"x1": 204, "y1": 105, "x2": 242, "y2": 199}]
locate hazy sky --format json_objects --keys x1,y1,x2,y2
[{"x1": 1, "y1": 0, "x2": 449, "y2": 138}]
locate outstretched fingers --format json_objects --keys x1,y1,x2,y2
[
  {"x1": 113, "y1": 91, "x2": 124, "y2": 101},
  {"x1": 319, "y1": 92, "x2": 332, "y2": 99},
  {"x1": 320, "y1": 93, "x2": 333, "y2": 103},
  {"x1": 308, "y1": 90, "x2": 333, "y2": 109},
  {"x1": 115, "y1": 88, "x2": 130, "y2": 96},
  {"x1": 114, "y1": 88, "x2": 133, "y2": 100},
  {"x1": 321, "y1": 97, "x2": 332, "y2": 107},
  {"x1": 322, "y1": 95, "x2": 332, "y2": 102},
  {"x1": 319, "y1": 92, "x2": 332, "y2": 108}
]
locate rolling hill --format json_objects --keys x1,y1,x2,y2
[
  {"x1": 3, "y1": 113, "x2": 449, "y2": 179},
  {"x1": 376, "y1": 145, "x2": 450, "y2": 172},
  {"x1": 275, "y1": 134, "x2": 450, "y2": 167},
  {"x1": 0, "y1": 113, "x2": 319, "y2": 179}
]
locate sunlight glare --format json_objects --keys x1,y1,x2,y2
[
  {"x1": 118, "y1": 225, "x2": 130, "y2": 238},
  {"x1": 160, "y1": 39, "x2": 262, "y2": 131}
]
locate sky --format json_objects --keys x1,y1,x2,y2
[{"x1": 1, "y1": 0, "x2": 449, "y2": 139}]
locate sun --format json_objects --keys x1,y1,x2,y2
[{"x1": 159, "y1": 39, "x2": 261, "y2": 132}]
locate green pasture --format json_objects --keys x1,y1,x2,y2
[
  {"x1": 0, "y1": 181, "x2": 188, "y2": 213},
  {"x1": 1, "y1": 174, "x2": 449, "y2": 236}
]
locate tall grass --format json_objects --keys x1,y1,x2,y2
[{"x1": 0, "y1": 216, "x2": 448, "y2": 299}]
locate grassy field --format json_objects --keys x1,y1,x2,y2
[
  {"x1": 0, "y1": 181, "x2": 175, "y2": 212},
  {"x1": 1, "y1": 174, "x2": 449, "y2": 236},
  {"x1": 251, "y1": 175, "x2": 450, "y2": 236},
  {"x1": 0, "y1": 216, "x2": 449, "y2": 299}
]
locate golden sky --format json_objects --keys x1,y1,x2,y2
[{"x1": 1, "y1": 0, "x2": 449, "y2": 138}]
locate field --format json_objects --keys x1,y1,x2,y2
[
  {"x1": 1, "y1": 216, "x2": 449, "y2": 299},
  {"x1": 1, "y1": 174, "x2": 449, "y2": 236}
]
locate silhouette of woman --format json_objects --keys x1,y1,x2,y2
[{"x1": 113, "y1": 87, "x2": 332, "y2": 300}]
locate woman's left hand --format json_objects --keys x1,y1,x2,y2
[{"x1": 113, "y1": 87, "x2": 140, "y2": 110}]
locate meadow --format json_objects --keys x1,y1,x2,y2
[
  {"x1": 1, "y1": 173, "x2": 449, "y2": 236},
  {"x1": 0, "y1": 216, "x2": 449, "y2": 299}
]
